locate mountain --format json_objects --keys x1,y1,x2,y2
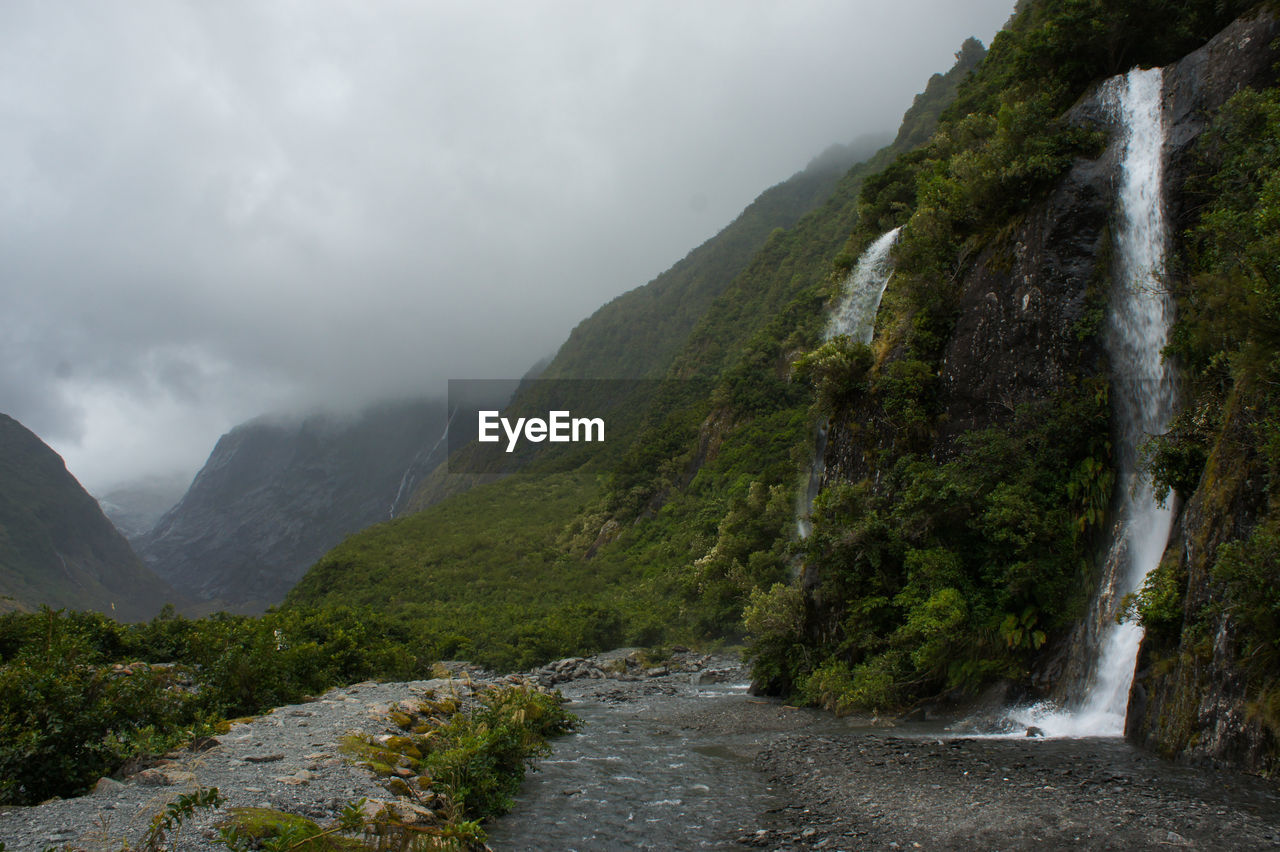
[
  {"x1": 404, "y1": 46, "x2": 985, "y2": 515},
  {"x1": 290, "y1": 0, "x2": 1280, "y2": 773},
  {"x1": 291, "y1": 41, "x2": 991, "y2": 659},
  {"x1": 0, "y1": 413, "x2": 175, "y2": 620},
  {"x1": 97, "y1": 473, "x2": 190, "y2": 543},
  {"x1": 140, "y1": 397, "x2": 448, "y2": 612},
  {"x1": 537, "y1": 134, "x2": 889, "y2": 383}
]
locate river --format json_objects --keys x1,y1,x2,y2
[{"x1": 490, "y1": 654, "x2": 1280, "y2": 850}]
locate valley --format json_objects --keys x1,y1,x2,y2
[{"x1": 4, "y1": 0, "x2": 1280, "y2": 845}]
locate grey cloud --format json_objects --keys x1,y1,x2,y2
[{"x1": 0, "y1": 0, "x2": 1016, "y2": 490}]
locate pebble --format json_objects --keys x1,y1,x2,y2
[{"x1": 0, "y1": 652, "x2": 715, "y2": 851}]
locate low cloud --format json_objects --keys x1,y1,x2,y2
[{"x1": 0, "y1": 0, "x2": 1015, "y2": 491}]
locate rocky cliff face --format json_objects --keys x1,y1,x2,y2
[
  {"x1": 0, "y1": 413, "x2": 176, "y2": 620},
  {"x1": 810, "y1": 8, "x2": 1280, "y2": 769},
  {"x1": 140, "y1": 397, "x2": 447, "y2": 612},
  {"x1": 1125, "y1": 9, "x2": 1280, "y2": 771}
]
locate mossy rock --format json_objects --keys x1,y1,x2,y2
[
  {"x1": 218, "y1": 807, "x2": 363, "y2": 850},
  {"x1": 338, "y1": 734, "x2": 400, "y2": 775},
  {"x1": 383, "y1": 736, "x2": 424, "y2": 760}
]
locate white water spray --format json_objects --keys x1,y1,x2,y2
[
  {"x1": 827, "y1": 227, "x2": 902, "y2": 344},
  {"x1": 796, "y1": 227, "x2": 901, "y2": 539},
  {"x1": 1007, "y1": 66, "x2": 1176, "y2": 737}
]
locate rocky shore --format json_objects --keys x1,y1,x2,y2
[
  {"x1": 3, "y1": 649, "x2": 1279, "y2": 850},
  {"x1": 0, "y1": 649, "x2": 725, "y2": 850},
  {"x1": 0, "y1": 670, "x2": 479, "y2": 850},
  {"x1": 755, "y1": 734, "x2": 1280, "y2": 850},
  {"x1": 499, "y1": 650, "x2": 1280, "y2": 850}
]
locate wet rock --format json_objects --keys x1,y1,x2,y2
[{"x1": 1129, "y1": 9, "x2": 1280, "y2": 773}]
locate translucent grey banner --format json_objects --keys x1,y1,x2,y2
[{"x1": 446, "y1": 378, "x2": 708, "y2": 474}]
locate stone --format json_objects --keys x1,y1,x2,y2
[
  {"x1": 133, "y1": 768, "x2": 195, "y2": 787},
  {"x1": 92, "y1": 777, "x2": 125, "y2": 795}
]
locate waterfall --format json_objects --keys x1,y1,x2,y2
[
  {"x1": 827, "y1": 227, "x2": 901, "y2": 344},
  {"x1": 796, "y1": 227, "x2": 901, "y2": 539},
  {"x1": 389, "y1": 407, "x2": 456, "y2": 519},
  {"x1": 1005, "y1": 66, "x2": 1175, "y2": 737}
]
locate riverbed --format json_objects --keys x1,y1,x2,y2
[{"x1": 491, "y1": 657, "x2": 1280, "y2": 850}]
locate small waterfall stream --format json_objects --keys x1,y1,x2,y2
[
  {"x1": 1006, "y1": 66, "x2": 1176, "y2": 737},
  {"x1": 796, "y1": 227, "x2": 900, "y2": 539},
  {"x1": 389, "y1": 408, "x2": 456, "y2": 519}
]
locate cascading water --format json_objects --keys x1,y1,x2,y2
[
  {"x1": 389, "y1": 408, "x2": 456, "y2": 519},
  {"x1": 1006, "y1": 66, "x2": 1176, "y2": 737},
  {"x1": 827, "y1": 227, "x2": 901, "y2": 344},
  {"x1": 796, "y1": 227, "x2": 900, "y2": 539}
]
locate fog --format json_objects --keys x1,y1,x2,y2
[{"x1": 0, "y1": 0, "x2": 1015, "y2": 492}]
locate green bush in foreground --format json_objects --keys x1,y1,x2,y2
[{"x1": 0, "y1": 605, "x2": 436, "y2": 805}]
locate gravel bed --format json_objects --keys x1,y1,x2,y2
[
  {"x1": 5, "y1": 650, "x2": 1280, "y2": 852},
  {"x1": 0, "y1": 676, "x2": 479, "y2": 851}
]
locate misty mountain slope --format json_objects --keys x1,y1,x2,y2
[
  {"x1": 294, "y1": 0, "x2": 1280, "y2": 775},
  {"x1": 295, "y1": 39, "x2": 989, "y2": 638},
  {"x1": 540, "y1": 135, "x2": 887, "y2": 382},
  {"x1": 140, "y1": 397, "x2": 447, "y2": 612},
  {"x1": 97, "y1": 473, "x2": 190, "y2": 543},
  {"x1": 0, "y1": 413, "x2": 175, "y2": 620},
  {"x1": 404, "y1": 43, "x2": 988, "y2": 515},
  {"x1": 542, "y1": 37, "x2": 990, "y2": 387}
]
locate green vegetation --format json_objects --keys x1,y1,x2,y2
[
  {"x1": 6, "y1": 0, "x2": 1276, "y2": 806},
  {"x1": 215, "y1": 684, "x2": 572, "y2": 850},
  {"x1": 0, "y1": 605, "x2": 433, "y2": 805},
  {"x1": 763, "y1": 381, "x2": 1111, "y2": 709},
  {"x1": 300, "y1": 1, "x2": 1266, "y2": 721},
  {"x1": 345, "y1": 683, "x2": 576, "y2": 822},
  {"x1": 1134, "y1": 83, "x2": 1280, "y2": 751},
  {"x1": 289, "y1": 472, "x2": 649, "y2": 671}
]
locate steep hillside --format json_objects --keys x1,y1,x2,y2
[
  {"x1": 292, "y1": 41, "x2": 989, "y2": 648},
  {"x1": 1125, "y1": 11, "x2": 1280, "y2": 769},
  {"x1": 406, "y1": 40, "x2": 987, "y2": 514},
  {"x1": 0, "y1": 413, "x2": 175, "y2": 620},
  {"x1": 97, "y1": 473, "x2": 189, "y2": 543},
  {"x1": 293, "y1": 0, "x2": 1280, "y2": 774},
  {"x1": 141, "y1": 397, "x2": 447, "y2": 612},
  {"x1": 538, "y1": 136, "x2": 888, "y2": 383},
  {"x1": 744, "y1": 0, "x2": 1277, "y2": 769}
]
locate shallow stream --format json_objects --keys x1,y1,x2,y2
[
  {"x1": 486, "y1": 677, "x2": 857, "y2": 850},
  {"x1": 489, "y1": 668, "x2": 1280, "y2": 850}
]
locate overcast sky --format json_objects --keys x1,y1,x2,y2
[{"x1": 1, "y1": 0, "x2": 1015, "y2": 493}]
